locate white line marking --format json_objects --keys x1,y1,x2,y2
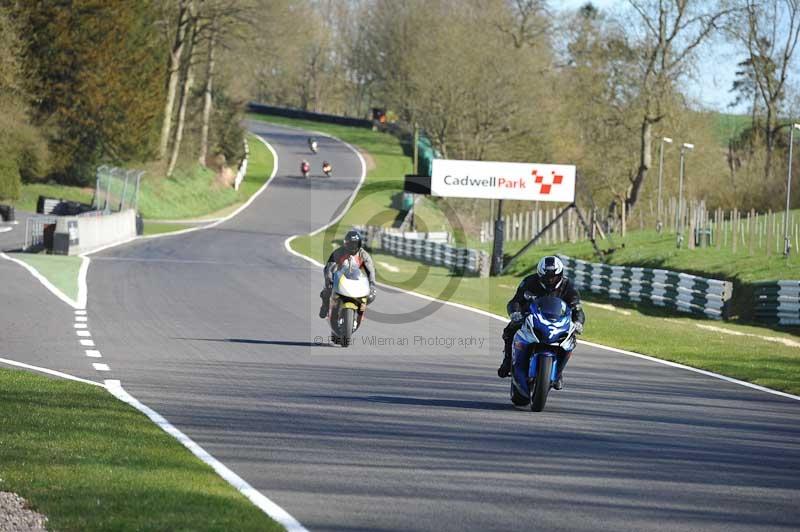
[
  {"x1": 92, "y1": 363, "x2": 110, "y2": 372},
  {"x1": 79, "y1": 339, "x2": 95, "y2": 347},
  {"x1": 281, "y1": 129, "x2": 800, "y2": 404},
  {"x1": 76, "y1": 256, "x2": 89, "y2": 309},
  {"x1": 105, "y1": 380, "x2": 309, "y2": 532},
  {"x1": 378, "y1": 261, "x2": 400, "y2": 273},
  {"x1": 75, "y1": 316, "x2": 88, "y2": 322},
  {"x1": 584, "y1": 301, "x2": 632, "y2": 316},
  {"x1": 578, "y1": 339, "x2": 800, "y2": 401},
  {"x1": 0, "y1": 356, "x2": 103, "y2": 387},
  {"x1": 283, "y1": 127, "x2": 369, "y2": 263},
  {"x1": 83, "y1": 134, "x2": 279, "y2": 256},
  {"x1": 76, "y1": 128, "x2": 307, "y2": 530},
  {"x1": 0, "y1": 252, "x2": 80, "y2": 309},
  {"x1": 76, "y1": 330, "x2": 91, "y2": 337},
  {"x1": 694, "y1": 323, "x2": 800, "y2": 348},
  {"x1": 74, "y1": 323, "x2": 88, "y2": 329},
  {"x1": 74, "y1": 310, "x2": 87, "y2": 315},
  {"x1": 85, "y1": 350, "x2": 102, "y2": 358}
]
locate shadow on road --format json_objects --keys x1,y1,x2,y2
[
  {"x1": 175, "y1": 337, "x2": 329, "y2": 348},
  {"x1": 365, "y1": 395, "x2": 510, "y2": 411}
]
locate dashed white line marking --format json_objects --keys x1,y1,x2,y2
[
  {"x1": 75, "y1": 316, "x2": 88, "y2": 322},
  {"x1": 74, "y1": 323, "x2": 88, "y2": 329},
  {"x1": 76, "y1": 330, "x2": 91, "y2": 337},
  {"x1": 85, "y1": 350, "x2": 102, "y2": 358},
  {"x1": 75, "y1": 310, "x2": 87, "y2": 316},
  {"x1": 79, "y1": 339, "x2": 95, "y2": 347},
  {"x1": 92, "y1": 363, "x2": 110, "y2": 372}
]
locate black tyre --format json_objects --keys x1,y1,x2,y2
[
  {"x1": 510, "y1": 382, "x2": 528, "y2": 406},
  {"x1": 530, "y1": 356, "x2": 553, "y2": 412},
  {"x1": 340, "y1": 308, "x2": 355, "y2": 348}
]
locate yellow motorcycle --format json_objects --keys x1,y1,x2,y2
[{"x1": 328, "y1": 258, "x2": 370, "y2": 347}]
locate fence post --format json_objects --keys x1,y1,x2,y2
[{"x1": 767, "y1": 210, "x2": 773, "y2": 257}]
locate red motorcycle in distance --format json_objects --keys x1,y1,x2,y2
[{"x1": 300, "y1": 160, "x2": 310, "y2": 178}]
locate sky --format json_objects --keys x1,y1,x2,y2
[{"x1": 556, "y1": 0, "x2": 744, "y2": 113}]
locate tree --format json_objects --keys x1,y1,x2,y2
[
  {"x1": 623, "y1": 0, "x2": 732, "y2": 213},
  {"x1": 167, "y1": 0, "x2": 199, "y2": 177},
  {"x1": 734, "y1": 0, "x2": 800, "y2": 182},
  {"x1": 13, "y1": 0, "x2": 165, "y2": 184},
  {"x1": 158, "y1": 0, "x2": 193, "y2": 161}
]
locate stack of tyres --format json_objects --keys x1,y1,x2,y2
[{"x1": 753, "y1": 281, "x2": 800, "y2": 326}]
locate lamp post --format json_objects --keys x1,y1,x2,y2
[
  {"x1": 784, "y1": 123, "x2": 800, "y2": 256},
  {"x1": 676, "y1": 142, "x2": 694, "y2": 248},
  {"x1": 657, "y1": 136, "x2": 673, "y2": 233}
]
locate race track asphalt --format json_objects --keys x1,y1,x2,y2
[{"x1": 8, "y1": 120, "x2": 799, "y2": 531}]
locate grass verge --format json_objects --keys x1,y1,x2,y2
[
  {"x1": 138, "y1": 133, "x2": 274, "y2": 221},
  {"x1": 275, "y1": 113, "x2": 800, "y2": 396},
  {"x1": 140, "y1": 132, "x2": 274, "y2": 236},
  {"x1": 0, "y1": 368, "x2": 282, "y2": 531},
  {"x1": 11, "y1": 183, "x2": 94, "y2": 213},
  {"x1": 7, "y1": 253, "x2": 82, "y2": 302}
]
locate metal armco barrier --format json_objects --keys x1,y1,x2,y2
[
  {"x1": 559, "y1": 255, "x2": 732, "y2": 319},
  {"x1": 376, "y1": 231, "x2": 489, "y2": 277},
  {"x1": 753, "y1": 281, "x2": 800, "y2": 326}
]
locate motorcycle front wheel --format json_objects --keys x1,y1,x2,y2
[
  {"x1": 530, "y1": 356, "x2": 553, "y2": 412},
  {"x1": 340, "y1": 307, "x2": 355, "y2": 347}
]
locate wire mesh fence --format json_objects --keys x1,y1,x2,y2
[{"x1": 93, "y1": 166, "x2": 143, "y2": 213}]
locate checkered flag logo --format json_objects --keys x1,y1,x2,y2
[{"x1": 532, "y1": 169, "x2": 564, "y2": 195}]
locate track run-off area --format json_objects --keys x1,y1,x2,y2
[{"x1": 2, "y1": 120, "x2": 799, "y2": 532}]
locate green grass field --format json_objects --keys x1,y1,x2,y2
[
  {"x1": 279, "y1": 112, "x2": 800, "y2": 395},
  {"x1": 0, "y1": 368, "x2": 282, "y2": 531},
  {"x1": 11, "y1": 132, "x2": 274, "y2": 224},
  {"x1": 7, "y1": 253, "x2": 82, "y2": 302},
  {"x1": 11, "y1": 183, "x2": 95, "y2": 213},
  {"x1": 477, "y1": 222, "x2": 800, "y2": 283}
]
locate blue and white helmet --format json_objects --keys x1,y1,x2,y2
[{"x1": 536, "y1": 256, "x2": 564, "y2": 291}]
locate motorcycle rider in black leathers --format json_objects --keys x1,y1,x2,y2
[
  {"x1": 497, "y1": 255, "x2": 585, "y2": 390},
  {"x1": 319, "y1": 230, "x2": 377, "y2": 318}
]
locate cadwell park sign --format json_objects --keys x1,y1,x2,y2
[{"x1": 430, "y1": 159, "x2": 576, "y2": 203}]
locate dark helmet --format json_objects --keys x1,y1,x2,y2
[
  {"x1": 536, "y1": 255, "x2": 564, "y2": 291},
  {"x1": 343, "y1": 229, "x2": 363, "y2": 254}
]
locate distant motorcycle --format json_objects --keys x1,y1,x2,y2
[
  {"x1": 300, "y1": 160, "x2": 310, "y2": 178},
  {"x1": 308, "y1": 137, "x2": 318, "y2": 154},
  {"x1": 322, "y1": 161, "x2": 332, "y2": 177},
  {"x1": 510, "y1": 293, "x2": 576, "y2": 412},
  {"x1": 327, "y1": 257, "x2": 370, "y2": 347}
]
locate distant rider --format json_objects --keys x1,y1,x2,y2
[
  {"x1": 300, "y1": 160, "x2": 310, "y2": 177},
  {"x1": 319, "y1": 230, "x2": 377, "y2": 318},
  {"x1": 308, "y1": 136, "x2": 318, "y2": 153},
  {"x1": 322, "y1": 160, "x2": 332, "y2": 177},
  {"x1": 497, "y1": 255, "x2": 585, "y2": 390}
]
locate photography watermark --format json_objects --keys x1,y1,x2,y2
[{"x1": 312, "y1": 334, "x2": 488, "y2": 350}]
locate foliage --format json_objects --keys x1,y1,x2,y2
[
  {"x1": 0, "y1": 367, "x2": 283, "y2": 531},
  {"x1": 12, "y1": 1, "x2": 166, "y2": 185},
  {"x1": 0, "y1": 156, "x2": 20, "y2": 201}
]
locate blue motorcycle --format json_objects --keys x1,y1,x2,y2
[{"x1": 510, "y1": 294, "x2": 577, "y2": 412}]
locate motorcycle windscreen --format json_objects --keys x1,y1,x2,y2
[{"x1": 533, "y1": 296, "x2": 569, "y2": 320}]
